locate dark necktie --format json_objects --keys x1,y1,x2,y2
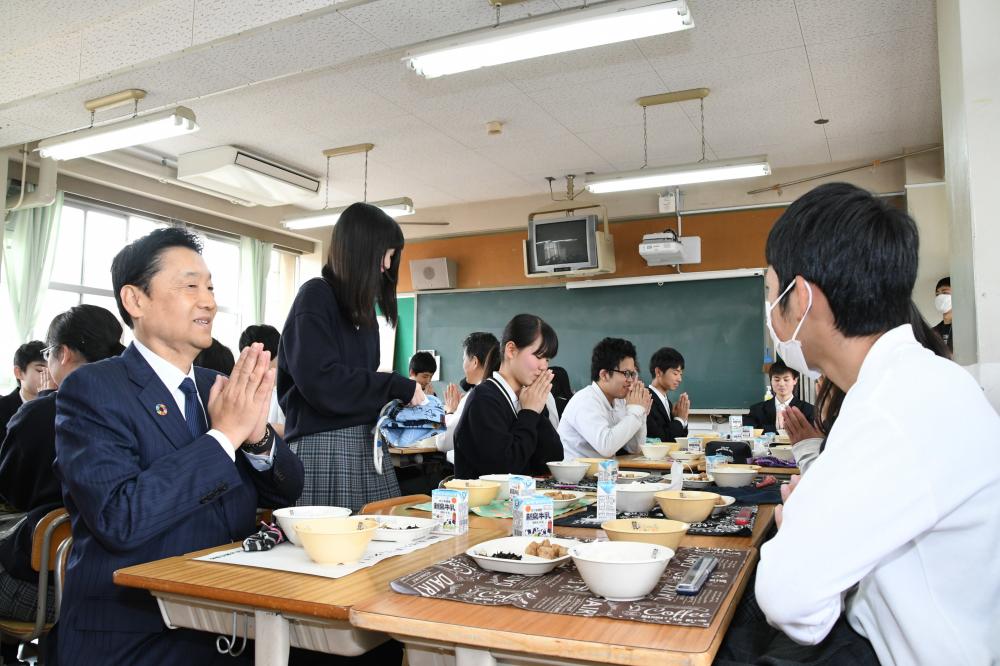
[{"x1": 179, "y1": 377, "x2": 208, "y2": 440}]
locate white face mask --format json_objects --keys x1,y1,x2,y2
[
  {"x1": 934, "y1": 293, "x2": 952, "y2": 314},
  {"x1": 765, "y1": 279, "x2": 822, "y2": 381}
]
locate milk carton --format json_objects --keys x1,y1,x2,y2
[
  {"x1": 596, "y1": 459, "x2": 618, "y2": 522},
  {"x1": 742, "y1": 426, "x2": 755, "y2": 441},
  {"x1": 728, "y1": 415, "x2": 744, "y2": 438},
  {"x1": 432, "y1": 488, "x2": 468, "y2": 535},
  {"x1": 508, "y1": 474, "x2": 536, "y2": 502},
  {"x1": 512, "y1": 494, "x2": 554, "y2": 537}
]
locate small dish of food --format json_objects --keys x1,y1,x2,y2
[
  {"x1": 467, "y1": 536, "x2": 579, "y2": 575},
  {"x1": 540, "y1": 490, "x2": 586, "y2": 511}
]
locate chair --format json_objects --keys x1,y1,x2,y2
[
  {"x1": 0, "y1": 508, "x2": 71, "y2": 664},
  {"x1": 360, "y1": 494, "x2": 430, "y2": 515}
]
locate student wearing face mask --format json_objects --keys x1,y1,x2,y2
[
  {"x1": 558, "y1": 337, "x2": 652, "y2": 460},
  {"x1": 453, "y1": 315, "x2": 562, "y2": 479},
  {"x1": 932, "y1": 276, "x2": 952, "y2": 352}
]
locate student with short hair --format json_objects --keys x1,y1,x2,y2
[
  {"x1": 932, "y1": 276, "x2": 953, "y2": 352},
  {"x1": 408, "y1": 351, "x2": 437, "y2": 395},
  {"x1": 453, "y1": 315, "x2": 562, "y2": 479},
  {"x1": 0, "y1": 341, "x2": 48, "y2": 443},
  {"x1": 745, "y1": 359, "x2": 815, "y2": 434},
  {"x1": 239, "y1": 324, "x2": 284, "y2": 437},
  {"x1": 193, "y1": 337, "x2": 235, "y2": 375},
  {"x1": 742, "y1": 182, "x2": 1000, "y2": 664},
  {"x1": 645, "y1": 347, "x2": 689, "y2": 442},
  {"x1": 440, "y1": 332, "x2": 500, "y2": 460},
  {"x1": 558, "y1": 337, "x2": 652, "y2": 460}
]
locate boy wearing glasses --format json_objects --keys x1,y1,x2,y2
[{"x1": 558, "y1": 337, "x2": 652, "y2": 460}]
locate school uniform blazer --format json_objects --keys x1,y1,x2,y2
[
  {"x1": 645, "y1": 388, "x2": 688, "y2": 442},
  {"x1": 0, "y1": 387, "x2": 23, "y2": 444},
  {"x1": 745, "y1": 396, "x2": 816, "y2": 434},
  {"x1": 53, "y1": 344, "x2": 304, "y2": 665}
]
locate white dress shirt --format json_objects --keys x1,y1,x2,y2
[
  {"x1": 558, "y1": 382, "x2": 646, "y2": 459},
  {"x1": 133, "y1": 339, "x2": 273, "y2": 468},
  {"x1": 755, "y1": 324, "x2": 1000, "y2": 664},
  {"x1": 774, "y1": 396, "x2": 792, "y2": 429}
]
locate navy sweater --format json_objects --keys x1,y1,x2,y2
[{"x1": 277, "y1": 277, "x2": 415, "y2": 440}]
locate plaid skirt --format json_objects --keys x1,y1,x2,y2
[
  {"x1": 288, "y1": 424, "x2": 400, "y2": 512},
  {"x1": 0, "y1": 560, "x2": 55, "y2": 623}
]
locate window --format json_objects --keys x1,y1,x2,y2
[{"x1": 265, "y1": 248, "x2": 300, "y2": 331}]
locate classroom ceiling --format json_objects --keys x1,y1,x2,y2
[{"x1": 0, "y1": 0, "x2": 941, "y2": 210}]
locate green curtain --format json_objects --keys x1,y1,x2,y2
[
  {"x1": 3, "y1": 190, "x2": 63, "y2": 342},
  {"x1": 239, "y1": 236, "x2": 272, "y2": 325}
]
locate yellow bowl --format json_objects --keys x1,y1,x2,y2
[
  {"x1": 294, "y1": 517, "x2": 378, "y2": 565},
  {"x1": 602, "y1": 518, "x2": 690, "y2": 550},
  {"x1": 654, "y1": 490, "x2": 720, "y2": 523},
  {"x1": 443, "y1": 479, "x2": 501, "y2": 507},
  {"x1": 753, "y1": 428, "x2": 764, "y2": 437},
  {"x1": 699, "y1": 433, "x2": 725, "y2": 443},
  {"x1": 575, "y1": 457, "x2": 609, "y2": 477}
]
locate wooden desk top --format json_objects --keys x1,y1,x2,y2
[
  {"x1": 615, "y1": 455, "x2": 799, "y2": 476},
  {"x1": 387, "y1": 447, "x2": 439, "y2": 455},
  {"x1": 114, "y1": 523, "x2": 508, "y2": 621}
]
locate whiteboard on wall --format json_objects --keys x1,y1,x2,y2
[{"x1": 377, "y1": 315, "x2": 396, "y2": 372}]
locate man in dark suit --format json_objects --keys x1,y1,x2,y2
[
  {"x1": 746, "y1": 359, "x2": 815, "y2": 433},
  {"x1": 646, "y1": 347, "x2": 690, "y2": 442},
  {"x1": 53, "y1": 228, "x2": 304, "y2": 665},
  {"x1": 0, "y1": 341, "x2": 48, "y2": 443}
]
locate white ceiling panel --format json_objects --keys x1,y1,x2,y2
[
  {"x1": 79, "y1": 0, "x2": 194, "y2": 79},
  {"x1": 635, "y1": 0, "x2": 803, "y2": 69},
  {"x1": 0, "y1": 32, "x2": 83, "y2": 106},
  {"x1": 795, "y1": 0, "x2": 937, "y2": 46},
  {"x1": 575, "y1": 115, "x2": 714, "y2": 171},
  {"x1": 340, "y1": 55, "x2": 513, "y2": 108},
  {"x1": 339, "y1": 0, "x2": 560, "y2": 49},
  {"x1": 722, "y1": 137, "x2": 831, "y2": 170},
  {"x1": 475, "y1": 131, "x2": 611, "y2": 176},
  {"x1": 0, "y1": 0, "x2": 159, "y2": 57},
  {"x1": 503, "y1": 41, "x2": 655, "y2": 94},
  {"x1": 0, "y1": 116, "x2": 47, "y2": 148},
  {"x1": 191, "y1": 0, "x2": 339, "y2": 43}
]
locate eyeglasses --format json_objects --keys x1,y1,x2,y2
[
  {"x1": 41, "y1": 345, "x2": 58, "y2": 361},
  {"x1": 611, "y1": 368, "x2": 639, "y2": 380}
]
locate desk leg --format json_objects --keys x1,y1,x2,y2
[
  {"x1": 455, "y1": 646, "x2": 497, "y2": 666},
  {"x1": 255, "y1": 610, "x2": 291, "y2": 666}
]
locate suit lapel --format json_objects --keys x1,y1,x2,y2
[{"x1": 124, "y1": 345, "x2": 194, "y2": 450}]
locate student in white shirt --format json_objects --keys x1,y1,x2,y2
[
  {"x1": 558, "y1": 337, "x2": 652, "y2": 460},
  {"x1": 439, "y1": 332, "x2": 500, "y2": 462},
  {"x1": 723, "y1": 182, "x2": 1000, "y2": 665}
]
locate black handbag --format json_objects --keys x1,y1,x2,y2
[{"x1": 705, "y1": 439, "x2": 753, "y2": 464}]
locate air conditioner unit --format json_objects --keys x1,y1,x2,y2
[
  {"x1": 177, "y1": 146, "x2": 320, "y2": 206},
  {"x1": 639, "y1": 231, "x2": 701, "y2": 266}
]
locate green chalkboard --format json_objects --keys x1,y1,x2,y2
[
  {"x1": 415, "y1": 277, "x2": 766, "y2": 409},
  {"x1": 393, "y1": 296, "x2": 416, "y2": 377}
]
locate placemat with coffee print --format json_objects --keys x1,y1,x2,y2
[
  {"x1": 390, "y1": 546, "x2": 749, "y2": 628},
  {"x1": 552, "y1": 504, "x2": 757, "y2": 536}
]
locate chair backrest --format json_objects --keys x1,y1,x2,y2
[
  {"x1": 31, "y1": 508, "x2": 70, "y2": 572},
  {"x1": 360, "y1": 494, "x2": 430, "y2": 515}
]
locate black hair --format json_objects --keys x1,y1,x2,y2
[
  {"x1": 12, "y1": 340, "x2": 45, "y2": 386},
  {"x1": 111, "y1": 227, "x2": 203, "y2": 328},
  {"x1": 935, "y1": 276, "x2": 951, "y2": 291},
  {"x1": 591, "y1": 337, "x2": 637, "y2": 383},
  {"x1": 501, "y1": 314, "x2": 558, "y2": 360},
  {"x1": 409, "y1": 351, "x2": 437, "y2": 376},
  {"x1": 768, "y1": 359, "x2": 799, "y2": 380},
  {"x1": 194, "y1": 338, "x2": 236, "y2": 375},
  {"x1": 239, "y1": 324, "x2": 280, "y2": 356},
  {"x1": 46, "y1": 305, "x2": 125, "y2": 363},
  {"x1": 549, "y1": 366, "x2": 574, "y2": 417},
  {"x1": 322, "y1": 202, "x2": 404, "y2": 329},
  {"x1": 766, "y1": 182, "x2": 918, "y2": 337},
  {"x1": 462, "y1": 331, "x2": 500, "y2": 376},
  {"x1": 649, "y1": 347, "x2": 685, "y2": 376}
]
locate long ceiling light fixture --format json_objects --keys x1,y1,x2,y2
[
  {"x1": 405, "y1": 0, "x2": 694, "y2": 79},
  {"x1": 282, "y1": 143, "x2": 417, "y2": 230},
  {"x1": 585, "y1": 88, "x2": 771, "y2": 194},
  {"x1": 37, "y1": 89, "x2": 198, "y2": 161}
]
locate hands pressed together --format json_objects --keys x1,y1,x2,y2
[{"x1": 207, "y1": 342, "x2": 274, "y2": 449}]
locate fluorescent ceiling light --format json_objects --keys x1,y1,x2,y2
[
  {"x1": 585, "y1": 156, "x2": 772, "y2": 194},
  {"x1": 282, "y1": 197, "x2": 415, "y2": 230},
  {"x1": 37, "y1": 107, "x2": 198, "y2": 161},
  {"x1": 405, "y1": 0, "x2": 693, "y2": 79}
]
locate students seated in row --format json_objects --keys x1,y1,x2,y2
[
  {"x1": 453, "y1": 314, "x2": 562, "y2": 479},
  {"x1": 240, "y1": 324, "x2": 285, "y2": 438},
  {"x1": 0, "y1": 305, "x2": 125, "y2": 625},
  {"x1": 645, "y1": 347, "x2": 689, "y2": 442},
  {"x1": 745, "y1": 359, "x2": 814, "y2": 434},
  {"x1": 742, "y1": 183, "x2": 1000, "y2": 664},
  {"x1": 409, "y1": 351, "x2": 437, "y2": 396},
  {"x1": 558, "y1": 337, "x2": 651, "y2": 460},
  {"x1": 0, "y1": 341, "x2": 47, "y2": 443},
  {"x1": 439, "y1": 332, "x2": 500, "y2": 461}
]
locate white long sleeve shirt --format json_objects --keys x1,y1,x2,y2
[
  {"x1": 755, "y1": 324, "x2": 1000, "y2": 665},
  {"x1": 558, "y1": 382, "x2": 646, "y2": 459}
]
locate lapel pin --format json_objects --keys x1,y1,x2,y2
[{"x1": 155, "y1": 403, "x2": 168, "y2": 416}]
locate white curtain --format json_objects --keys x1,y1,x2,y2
[
  {"x1": 239, "y1": 236, "x2": 272, "y2": 325},
  {"x1": 3, "y1": 189, "x2": 63, "y2": 342}
]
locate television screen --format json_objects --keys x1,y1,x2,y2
[{"x1": 529, "y1": 215, "x2": 598, "y2": 273}]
